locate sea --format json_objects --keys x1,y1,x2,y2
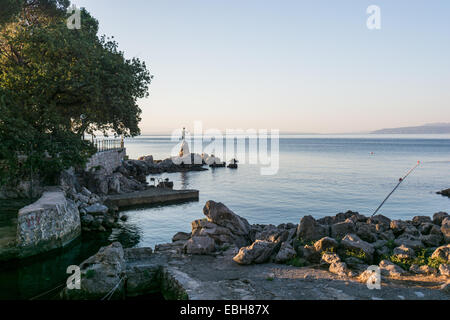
[{"x1": 1, "y1": 134, "x2": 449, "y2": 299}]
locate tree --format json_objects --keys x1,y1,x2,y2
[{"x1": 0, "y1": 1, "x2": 152, "y2": 186}]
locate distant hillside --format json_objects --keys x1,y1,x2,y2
[{"x1": 372, "y1": 123, "x2": 450, "y2": 134}]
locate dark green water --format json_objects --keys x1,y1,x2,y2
[{"x1": 0, "y1": 200, "x2": 143, "y2": 300}]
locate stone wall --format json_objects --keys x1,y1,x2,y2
[
  {"x1": 85, "y1": 149, "x2": 126, "y2": 175},
  {"x1": 16, "y1": 187, "x2": 81, "y2": 259}
]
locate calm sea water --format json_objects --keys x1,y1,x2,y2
[
  {"x1": 113, "y1": 135, "x2": 450, "y2": 249},
  {"x1": 1, "y1": 134, "x2": 450, "y2": 299}
]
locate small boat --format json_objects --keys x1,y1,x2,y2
[
  {"x1": 209, "y1": 162, "x2": 226, "y2": 168},
  {"x1": 227, "y1": 159, "x2": 239, "y2": 169}
]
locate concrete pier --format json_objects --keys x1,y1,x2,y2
[{"x1": 105, "y1": 188, "x2": 199, "y2": 209}]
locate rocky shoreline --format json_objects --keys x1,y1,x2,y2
[{"x1": 63, "y1": 201, "x2": 450, "y2": 300}]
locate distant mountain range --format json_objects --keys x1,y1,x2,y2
[{"x1": 372, "y1": 123, "x2": 450, "y2": 134}]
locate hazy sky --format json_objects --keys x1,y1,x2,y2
[{"x1": 72, "y1": 0, "x2": 450, "y2": 134}]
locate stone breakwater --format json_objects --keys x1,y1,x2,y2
[{"x1": 64, "y1": 201, "x2": 450, "y2": 300}]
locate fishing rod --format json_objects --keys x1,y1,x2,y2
[{"x1": 371, "y1": 161, "x2": 421, "y2": 218}]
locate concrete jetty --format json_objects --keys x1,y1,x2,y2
[{"x1": 105, "y1": 188, "x2": 199, "y2": 209}]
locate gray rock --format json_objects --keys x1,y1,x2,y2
[
  {"x1": 431, "y1": 244, "x2": 450, "y2": 263},
  {"x1": 379, "y1": 229, "x2": 395, "y2": 241},
  {"x1": 329, "y1": 262, "x2": 353, "y2": 277},
  {"x1": 297, "y1": 216, "x2": 328, "y2": 242},
  {"x1": 331, "y1": 221, "x2": 355, "y2": 240},
  {"x1": 321, "y1": 253, "x2": 341, "y2": 265},
  {"x1": 191, "y1": 219, "x2": 248, "y2": 248},
  {"x1": 233, "y1": 240, "x2": 278, "y2": 265},
  {"x1": 439, "y1": 264, "x2": 450, "y2": 277},
  {"x1": 81, "y1": 214, "x2": 94, "y2": 226},
  {"x1": 275, "y1": 242, "x2": 297, "y2": 263},
  {"x1": 314, "y1": 237, "x2": 338, "y2": 253},
  {"x1": 394, "y1": 235, "x2": 424, "y2": 251},
  {"x1": 393, "y1": 245, "x2": 415, "y2": 259},
  {"x1": 390, "y1": 220, "x2": 410, "y2": 236},
  {"x1": 81, "y1": 187, "x2": 92, "y2": 197},
  {"x1": 203, "y1": 201, "x2": 251, "y2": 238},
  {"x1": 412, "y1": 216, "x2": 432, "y2": 226},
  {"x1": 379, "y1": 260, "x2": 406, "y2": 277},
  {"x1": 410, "y1": 264, "x2": 436, "y2": 275},
  {"x1": 184, "y1": 236, "x2": 216, "y2": 255},
  {"x1": 356, "y1": 223, "x2": 377, "y2": 243},
  {"x1": 297, "y1": 245, "x2": 321, "y2": 264},
  {"x1": 85, "y1": 203, "x2": 109, "y2": 216},
  {"x1": 420, "y1": 234, "x2": 443, "y2": 247},
  {"x1": 172, "y1": 232, "x2": 192, "y2": 242},
  {"x1": 341, "y1": 234, "x2": 375, "y2": 263},
  {"x1": 433, "y1": 212, "x2": 449, "y2": 226},
  {"x1": 419, "y1": 223, "x2": 434, "y2": 235},
  {"x1": 441, "y1": 217, "x2": 450, "y2": 243}
]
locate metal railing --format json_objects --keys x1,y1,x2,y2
[{"x1": 93, "y1": 139, "x2": 124, "y2": 152}]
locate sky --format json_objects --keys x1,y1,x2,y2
[{"x1": 72, "y1": 0, "x2": 450, "y2": 134}]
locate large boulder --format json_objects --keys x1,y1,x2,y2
[
  {"x1": 330, "y1": 221, "x2": 355, "y2": 239},
  {"x1": 183, "y1": 236, "x2": 216, "y2": 255},
  {"x1": 329, "y1": 262, "x2": 353, "y2": 277},
  {"x1": 314, "y1": 237, "x2": 338, "y2": 253},
  {"x1": 355, "y1": 223, "x2": 377, "y2": 243},
  {"x1": 340, "y1": 234, "x2": 375, "y2": 263},
  {"x1": 191, "y1": 219, "x2": 248, "y2": 248},
  {"x1": 441, "y1": 217, "x2": 450, "y2": 243},
  {"x1": 394, "y1": 234, "x2": 424, "y2": 251},
  {"x1": 84, "y1": 203, "x2": 109, "y2": 216},
  {"x1": 431, "y1": 244, "x2": 450, "y2": 263},
  {"x1": 63, "y1": 242, "x2": 125, "y2": 300},
  {"x1": 321, "y1": 253, "x2": 341, "y2": 265},
  {"x1": 412, "y1": 216, "x2": 432, "y2": 226},
  {"x1": 203, "y1": 201, "x2": 251, "y2": 238},
  {"x1": 393, "y1": 245, "x2": 415, "y2": 259},
  {"x1": 274, "y1": 242, "x2": 297, "y2": 263},
  {"x1": 297, "y1": 216, "x2": 328, "y2": 242},
  {"x1": 233, "y1": 240, "x2": 278, "y2": 265},
  {"x1": 16, "y1": 188, "x2": 81, "y2": 259},
  {"x1": 379, "y1": 260, "x2": 406, "y2": 277},
  {"x1": 433, "y1": 212, "x2": 449, "y2": 226}
]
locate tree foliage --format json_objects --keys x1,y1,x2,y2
[{"x1": 0, "y1": 1, "x2": 152, "y2": 186}]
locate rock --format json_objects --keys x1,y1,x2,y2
[
  {"x1": 233, "y1": 240, "x2": 278, "y2": 265},
  {"x1": 372, "y1": 240, "x2": 388, "y2": 249},
  {"x1": 402, "y1": 225, "x2": 420, "y2": 237},
  {"x1": 420, "y1": 234, "x2": 443, "y2": 247},
  {"x1": 85, "y1": 203, "x2": 109, "y2": 216},
  {"x1": 321, "y1": 253, "x2": 341, "y2": 265},
  {"x1": 297, "y1": 216, "x2": 328, "y2": 242},
  {"x1": 314, "y1": 237, "x2": 338, "y2": 253},
  {"x1": 80, "y1": 187, "x2": 92, "y2": 197},
  {"x1": 344, "y1": 257, "x2": 366, "y2": 269},
  {"x1": 297, "y1": 245, "x2": 321, "y2": 264},
  {"x1": 419, "y1": 223, "x2": 434, "y2": 235},
  {"x1": 120, "y1": 215, "x2": 128, "y2": 222},
  {"x1": 441, "y1": 281, "x2": 450, "y2": 293},
  {"x1": 108, "y1": 175, "x2": 121, "y2": 194},
  {"x1": 331, "y1": 221, "x2": 355, "y2": 239},
  {"x1": 439, "y1": 264, "x2": 450, "y2": 277},
  {"x1": 394, "y1": 235, "x2": 424, "y2": 251},
  {"x1": 81, "y1": 214, "x2": 94, "y2": 226},
  {"x1": 191, "y1": 219, "x2": 248, "y2": 248},
  {"x1": 410, "y1": 264, "x2": 436, "y2": 275},
  {"x1": 356, "y1": 223, "x2": 377, "y2": 243},
  {"x1": 16, "y1": 188, "x2": 81, "y2": 259},
  {"x1": 203, "y1": 201, "x2": 251, "y2": 238},
  {"x1": 431, "y1": 244, "x2": 450, "y2": 263},
  {"x1": 367, "y1": 214, "x2": 391, "y2": 230},
  {"x1": 390, "y1": 220, "x2": 409, "y2": 236},
  {"x1": 329, "y1": 262, "x2": 353, "y2": 277},
  {"x1": 183, "y1": 236, "x2": 216, "y2": 255},
  {"x1": 63, "y1": 242, "x2": 125, "y2": 300},
  {"x1": 340, "y1": 234, "x2": 375, "y2": 263},
  {"x1": 138, "y1": 155, "x2": 154, "y2": 164},
  {"x1": 412, "y1": 216, "x2": 432, "y2": 226},
  {"x1": 441, "y1": 217, "x2": 450, "y2": 243},
  {"x1": 379, "y1": 230, "x2": 395, "y2": 241},
  {"x1": 172, "y1": 232, "x2": 192, "y2": 242},
  {"x1": 274, "y1": 242, "x2": 297, "y2": 263},
  {"x1": 379, "y1": 260, "x2": 406, "y2": 277},
  {"x1": 393, "y1": 245, "x2": 415, "y2": 259},
  {"x1": 433, "y1": 212, "x2": 449, "y2": 226},
  {"x1": 77, "y1": 193, "x2": 90, "y2": 204}
]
